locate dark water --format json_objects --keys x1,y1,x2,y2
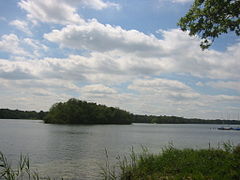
[{"x1": 0, "y1": 119, "x2": 239, "y2": 179}]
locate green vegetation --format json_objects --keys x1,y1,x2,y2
[
  {"x1": 1, "y1": 144, "x2": 240, "y2": 180},
  {"x1": 102, "y1": 144, "x2": 240, "y2": 180},
  {"x1": 44, "y1": 98, "x2": 132, "y2": 124},
  {"x1": 178, "y1": 0, "x2": 240, "y2": 49},
  {"x1": 133, "y1": 114, "x2": 240, "y2": 124},
  {"x1": 1, "y1": 98, "x2": 240, "y2": 124},
  {"x1": 0, "y1": 109, "x2": 47, "y2": 120},
  {"x1": 0, "y1": 151, "x2": 55, "y2": 180}
]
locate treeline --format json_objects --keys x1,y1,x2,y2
[
  {"x1": 133, "y1": 114, "x2": 240, "y2": 124},
  {"x1": 0, "y1": 109, "x2": 47, "y2": 120},
  {"x1": 1, "y1": 99, "x2": 240, "y2": 125},
  {"x1": 44, "y1": 98, "x2": 132, "y2": 124}
]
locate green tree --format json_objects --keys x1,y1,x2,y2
[
  {"x1": 178, "y1": 0, "x2": 240, "y2": 49},
  {"x1": 44, "y1": 98, "x2": 133, "y2": 124}
]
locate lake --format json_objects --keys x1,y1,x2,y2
[{"x1": 0, "y1": 119, "x2": 239, "y2": 180}]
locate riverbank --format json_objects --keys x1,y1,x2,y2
[
  {"x1": 103, "y1": 144, "x2": 240, "y2": 180},
  {"x1": 1, "y1": 143, "x2": 240, "y2": 180}
]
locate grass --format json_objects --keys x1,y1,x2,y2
[
  {"x1": 101, "y1": 143, "x2": 240, "y2": 180},
  {"x1": 0, "y1": 152, "x2": 57, "y2": 180},
  {"x1": 1, "y1": 143, "x2": 240, "y2": 180}
]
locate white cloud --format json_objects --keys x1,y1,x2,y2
[
  {"x1": 0, "y1": 78, "x2": 80, "y2": 92},
  {"x1": 0, "y1": 53, "x2": 239, "y2": 119},
  {"x1": 45, "y1": 24, "x2": 240, "y2": 80},
  {"x1": 0, "y1": 34, "x2": 49, "y2": 58},
  {"x1": 18, "y1": 0, "x2": 84, "y2": 25},
  {"x1": 208, "y1": 81, "x2": 240, "y2": 92},
  {"x1": 1, "y1": 10, "x2": 240, "y2": 119},
  {"x1": 81, "y1": 84, "x2": 117, "y2": 94},
  {"x1": 18, "y1": 0, "x2": 120, "y2": 25},
  {"x1": 23, "y1": 38, "x2": 48, "y2": 57},
  {"x1": 128, "y1": 78, "x2": 199, "y2": 101},
  {"x1": 196, "y1": 82, "x2": 204, "y2": 87},
  {"x1": 44, "y1": 20, "x2": 165, "y2": 56},
  {"x1": 66, "y1": 0, "x2": 120, "y2": 10},
  {"x1": 126, "y1": 78, "x2": 240, "y2": 118},
  {"x1": 1, "y1": 33, "x2": 240, "y2": 82},
  {"x1": 9, "y1": 20, "x2": 32, "y2": 35},
  {"x1": 130, "y1": 78, "x2": 190, "y2": 90},
  {"x1": 24, "y1": 38, "x2": 48, "y2": 50},
  {"x1": 0, "y1": 34, "x2": 29, "y2": 56},
  {"x1": 0, "y1": 80, "x2": 72, "y2": 111},
  {"x1": 0, "y1": 0, "x2": 239, "y2": 120}
]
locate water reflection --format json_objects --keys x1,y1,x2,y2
[{"x1": 0, "y1": 120, "x2": 239, "y2": 179}]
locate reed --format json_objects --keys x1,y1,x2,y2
[
  {"x1": 1, "y1": 142, "x2": 240, "y2": 180},
  {"x1": 0, "y1": 152, "x2": 57, "y2": 180},
  {"x1": 101, "y1": 143, "x2": 240, "y2": 180}
]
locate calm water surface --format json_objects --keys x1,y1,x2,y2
[{"x1": 0, "y1": 119, "x2": 239, "y2": 179}]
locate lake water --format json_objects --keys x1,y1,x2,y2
[{"x1": 0, "y1": 119, "x2": 239, "y2": 180}]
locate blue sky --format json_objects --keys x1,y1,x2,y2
[{"x1": 0, "y1": 0, "x2": 239, "y2": 120}]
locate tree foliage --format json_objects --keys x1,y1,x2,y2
[
  {"x1": 0, "y1": 109, "x2": 47, "y2": 120},
  {"x1": 44, "y1": 98, "x2": 133, "y2": 124},
  {"x1": 2, "y1": 99, "x2": 240, "y2": 124},
  {"x1": 133, "y1": 114, "x2": 240, "y2": 124},
  {"x1": 178, "y1": 0, "x2": 240, "y2": 49}
]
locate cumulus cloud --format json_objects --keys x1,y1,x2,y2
[
  {"x1": 0, "y1": 34, "x2": 29, "y2": 56},
  {"x1": 0, "y1": 58, "x2": 36, "y2": 79},
  {"x1": 18, "y1": 0, "x2": 119, "y2": 25},
  {"x1": 1, "y1": 33, "x2": 240, "y2": 82},
  {"x1": 81, "y1": 84, "x2": 117, "y2": 95},
  {"x1": 18, "y1": 0, "x2": 84, "y2": 25},
  {"x1": 1, "y1": 0, "x2": 239, "y2": 119},
  {"x1": 23, "y1": 38, "x2": 48, "y2": 50},
  {"x1": 23, "y1": 38, "x2": 48, "y2": 57},
  {"x1": 207, "y1": 81, "x2": 240, "y2": 92},
  {"x1": 1, "y1": 7, "x2": 240, "y2": 119},
  {"x1": 0, "y1": 52, "x2": 239, "y2": 119},
  {"x1": 0, "y1": 34, "x2": 49, "y2": 59},
  {"x1": 44, "y1": 20, "x2": 165, "y2": 56},
  {"x1": 44, "y1": 24, "x2": 240, "y2": 80},
  {"x1": 9, "y1": 20, "x2": 32, "y2": 35},
  {"x1": 0, "y1": 79, "x2": 72, "y2": 110},
  {"x1": 126, "y1": 78, "x2": 240, "y2": 118},
  {"x1": 129, "y1": 78, "x2": 191, "y2": 91},
  {"x1": 66, "y1": 0, "x2": 120, "y2": 10},
  {"x1": 128, "y1": 78, "x2": 199, "y2": 101},
  {"x1": 0, "y1": 78, "x2": 80, "y2": 92}
]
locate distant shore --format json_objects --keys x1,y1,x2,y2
[{"x1": 1, "y1": 99, "x2": 240, "y2": 125}]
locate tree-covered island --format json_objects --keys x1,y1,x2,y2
[
  {"x1": 44, "y1": 98, "x2": 132, "y2": 124},
  {"x1": 1, "y1": 98, "x2": 240, "y2": 125}
]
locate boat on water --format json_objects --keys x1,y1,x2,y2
[
  {"x1": 217, "y1": 127, "x2": 240, "y2": 131},
  {"x1": 217, "y1": 127, "x2": 232, "y2": 130}
]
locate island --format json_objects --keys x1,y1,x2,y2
[
  {"x1": 1, "y1": 98, "x2": 240, "y2": 125},
  {"x1": 44, "y1": 98, "x2": 132, "y2": 124}
]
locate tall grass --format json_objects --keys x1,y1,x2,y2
[
  {"x1": 1, "y1": 142, "x2": 240, "y2": 180},
  {"x1": 0, "y1": 152, "x2": 57, "y2": 180},
  {"x1": 100, "y1": 143, "x2": 240, "y2": 180}
]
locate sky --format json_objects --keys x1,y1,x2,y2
[{"x1": 0, "y1": 0, "x2": 239, "y2": 120}]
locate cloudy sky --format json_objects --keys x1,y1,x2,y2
[{"x1": 0, "y1": 0, "x2": 239, "y2": 120}]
